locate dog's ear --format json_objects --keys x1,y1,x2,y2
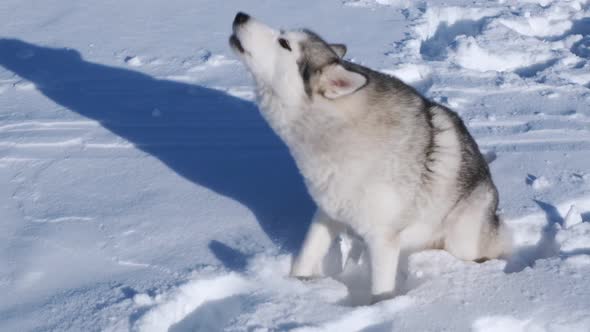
[
  {"x1": 329, "y1": 44, "x2": 347, "y2": 58},
  {"x1": 319, "y1": 63, "x2": 367, "y2": 99}
]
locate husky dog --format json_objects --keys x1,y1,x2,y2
[{"x1": 229, "y1": 12, "x2": 511, "y2": 302}]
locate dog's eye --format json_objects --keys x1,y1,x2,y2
[{"x1": 278, "y1": 38, "x2": 291, "y2": 51}]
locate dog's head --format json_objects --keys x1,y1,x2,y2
[{"x1": 229, "y1": 12, "x2": 367, "y2": 101}]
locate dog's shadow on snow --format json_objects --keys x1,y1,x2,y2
[
  {"x1": 503, "y1": 200, "x2": 561, "y2": 273},
  {"x1": 0, "y1": 38, "x2": 315, "y2": 254},
  {"x1": 504, "y1": 200, "x2": 590, "y2": 273}
]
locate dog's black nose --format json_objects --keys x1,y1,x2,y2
[{"x1": 234, "y1": 12, "x2": 250, "y2": 26}]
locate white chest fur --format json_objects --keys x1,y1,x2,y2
[{"x1": 260, "y1": 99, "x2": 408, "y2": 236}]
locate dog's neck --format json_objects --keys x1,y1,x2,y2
[
  {"x1": 255, "y1": 81, "x2": 374, "y2": 149},
  {"x1": 256, "y1": 82, "x2": 307, "y2": 137}
]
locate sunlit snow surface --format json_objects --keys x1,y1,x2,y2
[{"x1": 1, "y1": 0, "x2": 589, "y2": 331}]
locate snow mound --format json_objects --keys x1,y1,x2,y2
[
  {"x1": 343, "y1": 0, "x2": 412, "y2": 8},
  {"x1": 530, "y1": 175, "x2": 552, "y2": 191},
  {"x1": 381, "y1": 64, "x2": 433, "y2": 93},
  {"x1": 453, "y1": 36, "x2": 554, "y2": 72},
  {"x1": 124, "y1": 56, "x2": 143, "y2": 67},
  {"x1": 136, "y1": 273, "x2": 251, "y2": 332}
]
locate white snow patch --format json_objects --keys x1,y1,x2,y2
[
  {"x1": 116, "y1": 259, "x2": 150, "y2": 268},
  {"x1": 557, "y1": 222, "x2": 590, "y2": 252},
  {"x1": 453, "y1": 36, "x2": 553, "y2": 72},
  {"x1": 414, "y1": 6, "x2": 499, "y2": 41},
  {"x1": 343, "y1": 0, "x2": 412, "y2": 8},
  {"x1": 188, "y1": 54, "x2": 238, "y2": 72},
  {"x1": 224, "y1": 86, "x2": 256, "y2": 101},
  {"x1": 133, "y1": 294, "x2": 155, "y2": 307},
  {"x1": 28, "y1": 216, "x2": 93, "y2": 223},
  {"x1": 382, "y1": 64, "x2": 432, "y2": 85},
  {"x1": 472, "y1": 316, "x2": 541, "y2": 332},
  {"x1": 124, "y1": 55, "x2": 143, "y2": 67},
  {"x1": 135, "y1": 273, "x2": 251, "y2": 332},
  {"x1": 13, "y1": 80, "x2": 36, "y2": 90},
  {"x1": 499, "y1": 12, "x2": 573, "y2": 38},
  {"x1": 565, "y1": 255, "x2": 590, "y2": 267},
  {"x1": 563, "y1": 204, "x2": 583, "y2": 228},
  {"x1": 531, "y1": 176, "x2": 552, "y2": 191}
]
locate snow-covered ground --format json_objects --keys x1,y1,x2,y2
[{"x1": 1, "y1": 0, "x2": 589, "y2": 331}]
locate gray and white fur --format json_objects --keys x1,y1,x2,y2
[{"x1": 229, "y1": 12, "x2": 511, "y2": 302}]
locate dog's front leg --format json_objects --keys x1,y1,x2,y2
[
  {"x1": 290, "y1": 209, "x2": 342, "y2": 278},
  {"x1": 367, "y1": 233, "x2": 400, "y2": 303}
]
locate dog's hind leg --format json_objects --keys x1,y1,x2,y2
[
  {"x1": 291, "y1": 209, "x2": 343, "y2": 278},
  {"x1": 443, "y1": 183, "x2": 511, "y2": 262}
]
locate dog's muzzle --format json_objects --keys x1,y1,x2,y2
[
  {"x1": 233, "y1": 12, "x2": 250, "y2": 27},
  {"x1": 229, "y1": 12, "x2": 249, "y2": 53}
]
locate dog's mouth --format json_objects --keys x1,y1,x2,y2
[{"x1": 229, "y1": 34, "x2": 245, "y2": 53}]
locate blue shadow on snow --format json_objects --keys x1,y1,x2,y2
[{"x1": 0, "y1": 38, "x2": 315, "y2": 253}]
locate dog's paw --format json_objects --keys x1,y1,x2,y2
[
  {"x1": 290, "y1": 273, "x2": 322, "y2": 282},
  {"x1": 294, "y1": 275, "x2": 317, "y2": 282},
  {"x1": 289, "y1": 260, "x2": 324, "y2": 279},
  {"x1": 370, "y1": 291, "x2": 395, "y2": 304}
]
